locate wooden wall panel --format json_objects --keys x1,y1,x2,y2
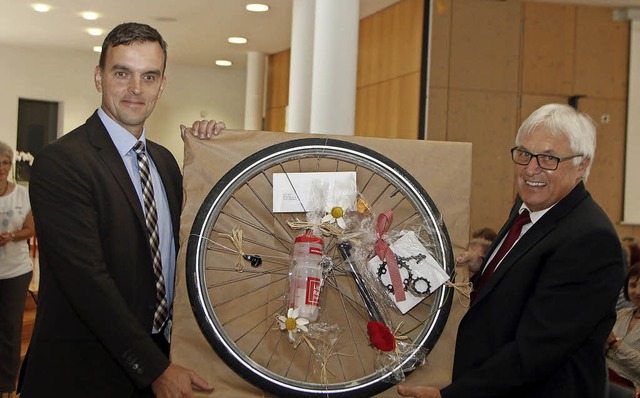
[
  {"x1": 519, "y1": 94, "x2": 568, "y2": 122},
  {"x1": 429, "y1": 0, "x2": 452, "y2": 89},
  {"x1": 357, "y1": 0, "x2": 423, "y2": 88},
  {"x1": 448, "y1": 90, "x2": 519, "y2": 232},
  {"x1": 356, "y1": 72, "x2": 420, "y2": 139},
  {"x1": 426, "y1": 87, "x2": 448, "y2": 141},
  {"x1": 355, "y1": 0, "x2": 423, "y2": 138},
  {"x1": 522, "y1": 3, "x2": 576, "y2": 95},
  {"x1": 449, "y1": 0, "x2": 521, "y2": 92},
  {"x1": 580, "y1": 98, "x2": 627, "y2": 227},
  {"x1": 264, "y1": 106, "x2": 286, "y2": 133},
  {"x1": 574, "y1": 7, "x2": 629, "y2": 100},
  {"x1": 390, "y1": 0, "x2": 423, "y2": 78},
  {"x1": 265, "y1": 49, "x2": 290, "y2": 131},
  {"x1": 357, "y1": 11, "x2": 377, "y2": 88}
]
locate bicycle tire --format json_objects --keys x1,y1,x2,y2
[{"x1": 186, "y1": 138, "x2": 454, "y2": 397}]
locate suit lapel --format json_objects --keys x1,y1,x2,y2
[
  {"x1": 85, "y1": 112, "x2": 147, "y2": 229},
  {"x1": 473, "y1": 182, "x2": 589, "y2": 304}
]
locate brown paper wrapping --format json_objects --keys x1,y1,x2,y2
[{"x1": 172, "y1": 130, "x2": 472, "y2": 397}]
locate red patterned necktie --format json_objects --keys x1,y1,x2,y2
[{"x1": 471, "y1": 209, "x2": 531, "y2": 302}]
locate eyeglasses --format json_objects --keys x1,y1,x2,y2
[{"x1": 510, "y1": 147, "x2": 583, "y2": 171}]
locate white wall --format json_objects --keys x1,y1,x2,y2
[{"x1": 0, "y1": 43, "x2": 246, "y2": 167}]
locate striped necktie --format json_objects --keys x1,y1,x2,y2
[{"x1": 133, "y1": 141, "x2": 168, "y2": 331}]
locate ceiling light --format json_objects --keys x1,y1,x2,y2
[
  {"x1": 246, "y1": 4, "x2": 269, "y2": 12},
  {"x1": 32, "y1": 3, "x2": 52, "y2": 13},
  {"x1": 215, "y1": 60, "x2": 232, "y2": 67},
  {"x1": 81, "y1": 11, "x2": 99, "y2": 20},
  {"x1": 93, "y1": 46, "x2": 102, "y2": 53},
  {"x1": 228, "y1": 37, "x2": 248, "y2": 44},
  {"x1": 86, "y1": 28, "x2": 104, "y2": 36}
]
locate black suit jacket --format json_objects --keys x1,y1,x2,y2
[
  {"x1": 21, "y1": 112, "x2": 183, "y2": 397},
  {"x1": 441, "y1": 182, "x2": 624, "y2": 398}
]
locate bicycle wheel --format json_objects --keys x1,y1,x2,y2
[{"x1": 186, "y1": 138, "x2": 454, "y2": 397}]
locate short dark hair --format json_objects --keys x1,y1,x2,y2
[
  {"x1": 99, "y1": 22, "x2": 167, "y2": 72},
  {"x1": 623, "y1": 263, "x2": 640, "y2": 301}
]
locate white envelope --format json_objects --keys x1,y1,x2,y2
[{"x1": 272, "y1": 171, "x2": 357, "y2": 213}]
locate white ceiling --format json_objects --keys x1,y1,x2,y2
[
  {"x1": 1, "y1": 0, "x2": 638, "y2": 70},
  {"x1": 0, "y1": 0, "x2": 402, "y2": 69}
]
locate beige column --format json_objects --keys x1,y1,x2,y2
[
  {"x1": 244, "y1": 51, "x2": 266, "y2": 131},
  {"x1": 309, "y1": 0, "x2": 359, "y2": 135},
  {"x1": 286, "y1": 0, "x2": 315, "y2": 133}
]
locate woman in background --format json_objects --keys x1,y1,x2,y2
[
  {"x1": 607, "y1": 263, "x2": 640, "y2": 398},
  {"x1": 0, "y1": 141, "x2": 35, "y2": 398}
]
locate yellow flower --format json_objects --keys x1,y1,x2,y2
[
  {"x1": 323, "y1": 206, "x2": 347, "y2": 229},
  {"x1": 277, "y1": 307, "x2": 309, "y2": 341}
]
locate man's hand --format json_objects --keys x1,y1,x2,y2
[
  {"x1": 180, "y1": 119, "x2": 226, "y2": 140},
  {"x1": 456, "y1": 250, "x2": 484, "y2": 276},
  {"x1": 151, "y1": 363, "x2": 213, "y2": 398},
  {"x1": 397, "y1": 384, "x2": 442, "y2": 398}
]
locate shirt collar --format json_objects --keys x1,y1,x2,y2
[
  {"x1": 519, "y1": 202, "x2": 555, "y2": 225},
  {"x1": 97, "y1": 107, "x2": 147, "y2": 156}
]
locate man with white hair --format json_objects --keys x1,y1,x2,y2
[{"x1": 398, "y1": 103, "x2": 624, "y2": 398}]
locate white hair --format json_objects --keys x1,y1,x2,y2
[{"x1": 515, "y1": 103, "x2": 596, "y2": 182}]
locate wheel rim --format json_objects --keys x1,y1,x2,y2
[{"x1": 187, "y1": 139, "x2": 454, "y2": 397}]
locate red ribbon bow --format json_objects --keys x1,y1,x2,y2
[{"x1": 375, "y1": 210, "x2": 406, "y2": 302}]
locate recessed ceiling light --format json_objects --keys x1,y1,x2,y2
[
  {"x1": 32, "y1": 3, "x2": 52, "y2": 13},
  {"x1": 86, "y1": 28, "x2": 104, "y2": 36},
  {"x1": 246, "y1": 4, "x2": 269, "y2": 12},
  {"x1": 215, "y1": 60, "x2": 232, "y2": 67},
  {"x1": 228, "y1": 37, "x2": 248, "y2": 44},
  {"x1": 81, "y1": 11, "x2": 99, "y2": 20},
  {"x1": 93, "y1": 46, "x2": 102, "y2": 53}
]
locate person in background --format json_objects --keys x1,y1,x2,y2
[
  {"x1": 397, "y1": 103, "x2": 624, "y2": 398},
  {"x1": 19, "y1": 22, "x2": 224, "y2": 398},
  {"x1": 622, "y1": 237, "x2": 640, "y2": 267},
  {"x1": 607, "y1": 263, "x2": 640, "y2": 398},
  {"x1": 618, "y1": 238, "x2": 640, "y2": 311},
  {"x1": 466, "y1": 227, "x2": 497, "y2": 259},
  {"x1": 0, "y1": 141, "x2": 35, "y2": 398}
]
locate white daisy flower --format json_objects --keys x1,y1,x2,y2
[
  {"x1": 277, "y1": 307, "x2": 310, "y2": 342},
  {"x1": 322, "y1": 205, "x2": 347, "y2": 229},
  {"x1": 320, "y1": 180, "x2": 357, "y2": 229}
]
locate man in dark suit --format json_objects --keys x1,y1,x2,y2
[
  {"x1": 398, "y1": 103, "x2": 624, "y2": 398},
  {"x1": 20, "y1": 22, "x2": 224, "y2": 397}
]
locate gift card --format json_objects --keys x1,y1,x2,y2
[
  {"x1": 367, "y1": 230, "x2": 449, "y2": 314},
  {"x1": 272, "y1": 171, "x2": 357, "y2": 213}
]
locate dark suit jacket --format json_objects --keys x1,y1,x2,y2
[
  {"x1": 21, "y1": 112, "x2": 183, "y2": 397},
  {"x1": 441, "y1": 182, "x2": 624, "y2": 398}
]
